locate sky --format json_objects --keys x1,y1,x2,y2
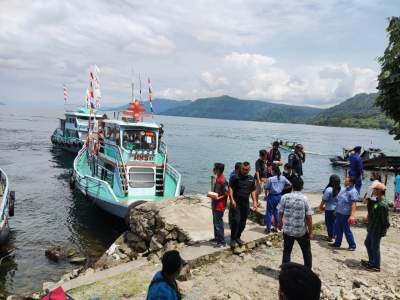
[{"x1": 0, "y1": 0, "x2": 398, "y2": 107}]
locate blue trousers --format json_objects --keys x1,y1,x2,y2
[
  {"x1": 325, "y1": 210, "x2": 336, "y2": 239},
  {"x1": 364, "y1": 232, "x2": 381, "y2": 268},
  {"x1": 355, "y1": 177, "x2": 362, "y2": 193},
  {"x1": 265, "y1": 194, "x2": 281, "y2": 230},
  {"x1": 334, "y1": 213, "x2": 356, "y2": 248},
  {"x1": 212, "y1": 209, "x2": 225, "y2": 244}
]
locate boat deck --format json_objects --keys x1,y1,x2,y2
[{"x1": 76, "y1": 152, "x2": 178, "y2": 203}]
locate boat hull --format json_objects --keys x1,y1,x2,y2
[{"x1": 72, "y1": 149, "x2": 182, "y2": 219}]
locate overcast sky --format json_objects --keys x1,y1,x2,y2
[{"x1": 0, "y1": 0, "x2": 398, "y2": 107}]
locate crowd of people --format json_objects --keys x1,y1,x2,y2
[{"x1": 146, "y1": 143, "x2": 397, "y2": 300}]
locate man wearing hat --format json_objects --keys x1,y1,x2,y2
[
  {"x1": 147, "y1": 250, "x2": 185, "y2": 299},
  {"x1": 349, "y1": 146, "x2": 364, "y2": 193},
  {"x1": 362, "y1": 182, "x2": 390, "y2": 272}
]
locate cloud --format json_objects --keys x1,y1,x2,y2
[
  {"x1": 0, "y1": 0, "x2": 390, "y2": 105},
  {"x1": 163, "y1": 52, "x2": 377, "y2": 105}
]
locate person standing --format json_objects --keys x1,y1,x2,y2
[
  {"x1": 282, "y1": 163, "x2": 297, "y2": 195},
  {"x1": 266, "y1": 141, "x2": 283, "y2": 176},
  {"x1": 229, "y1": 162, "x2": 242, "y2": 182},
  {"x1": 394, "y1": 171, "x2": 400, "y2": 212},
  {"x1": 228, "y1": 162, "x2": 257, "y2": 248},
  {"x1": 255, "y1": 150, "x2": 268, "y2": 206},
  {"x1": 264, "y1": 165, "x2": 292, "y2": 233},
  {"x1": 330, "y1": 177, "x2": 358, "y2": 250},
  {"x1": 210, "y1": 163, "x2": 228, "y2": 247},
  {"x1": 348, "y1": 146, "x2": 364, "y2": 193},
  {"x1": 278, "y1": 176, "x2": 313, "y2": 268},
  {"x1": 362, "y1": 182, "x2": 390, "y2": 272},
  {"x1": 288, "y1": 144, "x2": 306, "y2": 177},
  {"x1": 319, "y1": 175, "x2": 341, "y2": 242},
  {"x1": 146, "y1": 250, "x2": 185, "y2": 300}
]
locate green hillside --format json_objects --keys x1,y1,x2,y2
[
  {"x1": 161, "y1": 95, "x2": 321, "y2": 123},
  {"x1": 311, "y1": 93, "x2": 393, "y2": 129}
]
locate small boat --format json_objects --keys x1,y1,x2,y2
[
  {"x1": 51, "y1": 107, "x2": 105, "y2": 153},
  {"x1": 0, "y1": 168, "x2": 15, "y2": 244},
  {"x1": 329, "y1": 147, "x2": 400, "y2": 171},
  {"x1": 275, "y1": 140, "x2": 297, "y2": 152},
  {"x1": 71, "y1": 99, "x2": 183, "y2": 219}
]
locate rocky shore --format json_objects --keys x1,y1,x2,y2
[{"x1": 10, "y1": 194, "x2": 400, "y2": 299}]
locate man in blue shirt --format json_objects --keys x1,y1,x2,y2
[
  {"x1": 330, "y1": 177, "x2": 359, "y2": 250},
  {"x1": 147, "y1": 250, "x2": 185, "y2": 300},
  {"x1": 348, "y1": 146, "x2": 363, "y2": 193}
]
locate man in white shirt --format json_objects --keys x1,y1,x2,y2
[{"x1": 278, "y1": 176, "x2": 313, "y2": 268}]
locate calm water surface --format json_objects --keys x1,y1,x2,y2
[{"x1": 0, "y1": 104, "x2": 399, "y2": 295}]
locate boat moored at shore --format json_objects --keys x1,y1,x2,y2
[
  {"x1": 72, "y1": 100, "x2": 183, "y2": 219},
  {"x1": 0, "y1": 168, "x2": 15, "y2": 245}
]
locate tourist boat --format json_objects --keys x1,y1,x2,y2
[
  {"x1": 275, "y1": 140, "x2": 297, "y2": 152},
  {"x1": 0, "y1": 168, "x2": 15, "y2": 244},
  {"x1": 51, "y1": 65, "x2": 104, "y2": 153},
  {"x1": 330, "y1": 147, "x2": 400, "y2": 171},
  {"x1": 71, "y1": 99, "x2": 183, "y2": 219},
  {"x1": 51, "y1": 107, "x2": 105, "y2": 153}
]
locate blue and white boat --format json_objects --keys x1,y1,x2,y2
[
  {"x1": 72, "y1": 100, "x2": 183, "y2": 219},
  {"x1": 51, "y1": 108, "x2": 105, "y2": 153},
  {"x1": 0, "y1": 168, "x2": 15, "y2": 244}
]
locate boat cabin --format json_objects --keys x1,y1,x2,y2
[
  {"x1": 96, "y1": 119, "x2": 165, "y2": 197},
  {"x1": 61, "y1": 108, "x2": 104, "y2": 141}
]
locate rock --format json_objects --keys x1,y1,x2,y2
[
  {"x1": 165, "y1": 223, "x2": 175, "y2": 231},
  {"x1": 69, "y1": 256, "x2": 87, "y2": 265},
  {"x1": 45, "y1": 246, "x2": 66, "y2": 262},
  {"x1": 105, "y1": 243, "x2": 118, "y2": 256},
  {"x1": 353, "y1": 279, "x2": 369, "y2": 288},
  {"x1": 156, "y1": 229, "x2": 169, "y2": 244},
  {"x1": 6, "y1": 296, "x2": 25, "y2": 300},
  {"x1": 266, "y1": 241, "x2": 272, "y2": 247},
  {"x1": 233, "y1": 246, "x2": 246, "y2": 255},
  {"x1": 84, "y1": 268, "x2": 95, "y2": 276},
  {"x1": 42, "y1": 281, "x2": 56, "y2": 291},
  {"x1": 118, "y1": 242, "x2": 133, "y2": 257},
  {"x1": 246, "y1": 241, "x2": 256, "y2": 249},
  {"x1": 133, "y1": 241, "x2": 147, "y2": 253},
  {"x1": 125, "y1": 231, "x2": 141, "y2": 243},
  {"x1": 150, "y1": 236, "x2": 163, "y2": 251},
  {"x1": 177, "y1": 231, "x2": 188, "y2": 243},
  {"x1": 66, "y1": 248, "x2": 77, "y2": 258},
  {"x1": 166, "y1": 230, "x2": 178, "y2": 240}
]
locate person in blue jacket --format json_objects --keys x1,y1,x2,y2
[
  {"x1": 147, "y1": 250, "x2": 185, "y2": 300},
  {"x1": 348, "y1": 146, "x2": 364, "y2": 193}
]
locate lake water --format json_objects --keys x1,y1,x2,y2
[{"x1": 0, "y1": 104, "x2": 399, "y2": 295}]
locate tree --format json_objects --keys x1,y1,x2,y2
[{"x1": 376, "y1": 17, "x2": 400, "y2": 140}]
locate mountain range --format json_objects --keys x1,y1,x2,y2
[{"x1": 149, "y1": 93, "x2": 391, "y2": 129}]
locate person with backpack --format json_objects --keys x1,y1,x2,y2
[{"x1": 147, "y1": 250, "x2": 185, "y2": 300}]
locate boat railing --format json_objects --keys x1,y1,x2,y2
[
  {"x1": 159, "y1": 141, "x2": 167, "y2": 156},
  {"x1": 99, "y1": 142, "x2": 129, "y2": 195},
  {"x1": 167, "y1": 164, "x2": 182, "y2": 196},
  {"x1": 73, "y1": 148, "x2": 118, "y2": 201},
  {"x1": 161, "y1": 142, "x2": 168, "y2": 193},
  {"x1": 0, "y1": 168, "x2": 9, "y2": 221}
]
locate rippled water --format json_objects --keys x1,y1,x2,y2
[{"x1": 0, "y1": 104, "x2": 399, "y2": 295}]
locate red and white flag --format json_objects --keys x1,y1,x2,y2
[
  {"x1": 148, "y1": 78, "x2": 153, "y2": 113},
  {"x1": 63, "y1": 85, "x2": 68, "y2": 103}
]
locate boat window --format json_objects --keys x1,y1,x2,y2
[{"x1": 122, "y1": 130, "x2": 156, "y2": 151}]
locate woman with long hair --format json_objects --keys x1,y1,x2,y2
[{"x1": 319, "y1": 175, "x2": 341, "y2": 242}]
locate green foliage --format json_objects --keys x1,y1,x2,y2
[
  {"x1": 376, "y1": 17, "x2": 400, "y2": 140},
  {"x1": 162, "y1": 95, "x2": 322, "y2": 123},
  {"x1": 311, "y1": 93, "x2": 393, "y2": 129}
]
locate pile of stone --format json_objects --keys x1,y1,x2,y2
[
  {"x1": 320, "y1": 279, "x2": 400, "y2": 300},
  {"x1": 391, "y1": 213, "x2": 400, "y2": 230},
  {"x1": 94, "y1": 196, "x2": 198, "y2": 269}
]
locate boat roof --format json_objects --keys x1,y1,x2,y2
[
  {"x1": 65, "y1": 107, "x2": 104, "y2": 118},
  {"x1": 104, "y1": 119, "x2": 160, "y2": 129}
]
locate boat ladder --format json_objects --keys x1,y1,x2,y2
[{"x1": 155, "y1": 166, "x2": 164, "y2": 196}]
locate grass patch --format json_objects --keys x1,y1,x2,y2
[{"x1": 69, "y1": 269, "x2": 147, "y2": 299}]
